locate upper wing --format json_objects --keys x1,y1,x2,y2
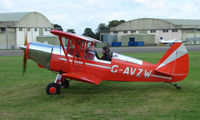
[{"x1": 50, "y1": 30, "x2": 101, "y2": 43}]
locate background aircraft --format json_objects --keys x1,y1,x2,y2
[{"x1": 160, "y1": 37, "x2": 185, "y2": 45}]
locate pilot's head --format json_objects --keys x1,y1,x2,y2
[{"x1": 102, "y1": 46, "x2": 110, "y2": 55}]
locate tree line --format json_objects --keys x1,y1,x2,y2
[{"x1": 66, "y1": 20, "x2": 125, "y2": 40}]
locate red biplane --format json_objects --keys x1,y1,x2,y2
[{"x1": 20, "y1": 30, "x2": 189, "y2": 95}]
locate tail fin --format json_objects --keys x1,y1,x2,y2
[{"x1": 155, "y1": 43, "x2": 189, "y2": 77}]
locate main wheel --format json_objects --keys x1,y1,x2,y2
[
  {"x1": 46, "y1": 83, "x2": 60, "y2": 95},
  {"x1": 61, "y1": 79, "x2": 69, "y2": 88}
]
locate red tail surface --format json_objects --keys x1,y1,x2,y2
[{"x1": 155, "y1": 43, "x2": 189, "y2": 82}]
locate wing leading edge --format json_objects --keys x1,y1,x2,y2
[
  {"x1": 50, "y1": 30, "x2": 101, "y2": 43},
  {"x1": 62, "y1": 72, "x2": 102, "y2": 85}
]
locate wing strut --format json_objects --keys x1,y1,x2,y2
[
  {"x1": 58, "y1": 36, "x2": 88, "y2": 74},
  {"x1": 58, "y1": 36, "x2": 71, "y2": 71},
  {"x1": 75, "y1": 40, "x2": 88, "y2": 74}
]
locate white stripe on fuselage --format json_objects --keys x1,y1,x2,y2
[
  {"x1": 59, "y1": 59, "x2": 172, "y2": 80},
  {"x1": 151, "y1": 74, "x2": 172, "y2": 80},
  {"x1": 59, "y1": 58, "x2": 111, "y2": 69}
]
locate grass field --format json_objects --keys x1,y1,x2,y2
[{"x1": 0, "y1": 52, "x2": 200, "y2": 120}]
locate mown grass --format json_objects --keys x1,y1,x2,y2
[{"x1": 0, "y1": 52, "x2": 200, "y2": 120}]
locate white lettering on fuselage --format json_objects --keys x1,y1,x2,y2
[
  {"x1": 111, "y1": 65, "x2": 152, "y2": 79},
  {"x1": 144, "y1": 70, "x2": 152, "y2": 79},
  {"x1": 123, "y1": 67, "x2": 129, "y2": 75},
  {"x1": 111, "y1": 65, "x2": 119, "y2": 73},
  {"x1": 136, "y1": 69, "x2": 143, "y2": 77},
  {"x1": 131, "y1": 68, "x2": 137, "y2": 76}
]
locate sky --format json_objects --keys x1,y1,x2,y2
[{"x1": 0, "y1": 0, "x2": 200, "y2": 34}]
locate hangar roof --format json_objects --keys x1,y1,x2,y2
[
  {"x1": 0, "y1": 12, "x2": 30, "y2": 22},
  {"x1": 0, "y1": 12, "x2": 52, "y2": 28},
  {"x1": 162, "y1": 19, "x2": 200, "y2": 26},
  {"x1": 110, "y1": 18, "x2": 200, "y2": 31}
]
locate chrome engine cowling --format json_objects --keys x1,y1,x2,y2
[{"x1": 27, "y1": 42, "x2": 54, "y2": 69}]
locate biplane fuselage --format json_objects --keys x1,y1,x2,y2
[
  {"x1": 49, "y1": 49, "x2": 180, "y2": 83},
  {"x1": 20, "y1": 30, "x2": 189, "y2": 94}
]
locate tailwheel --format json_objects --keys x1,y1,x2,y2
[
  {"x1": 46, "y1": 83, "x2": 60, "y2": 95},
  {"x1": 168, "y1": 82, "x2": 181, "y2": 89},
  {"x1": 61, "y1": 79, "x2": 69, "y2": 88},
  {"x1": 175, "y1": 83, "x2": 181, "y2": 89}
]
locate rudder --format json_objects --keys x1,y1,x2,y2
[{"x1": 155, "y1": 43, "x2": 189, "y2": 79}]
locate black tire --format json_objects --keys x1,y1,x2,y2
[
  {"x1": 61, "y1": 79, "x2": 69, "y2": 88},
  {"x1": 46, "y1": 83, "x2": 60, "y2": 95},
  {"x1": 176, "y1": 86, "x2": 181, "y2": 89},
  {"x1": 175, "y1": 83, "x2": 181, "y2": 89}
]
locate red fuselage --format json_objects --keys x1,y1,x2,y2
[{"x1": 25, "y1": 42, "x2": 189, "y2": 84}]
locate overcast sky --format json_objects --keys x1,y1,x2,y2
[{"x1": 0, "y1": 0, "x2": 200, "y2": 34}]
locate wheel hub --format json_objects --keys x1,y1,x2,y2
[{"x1": 49, "y1": 87, "x2": 56, "y2": 94}]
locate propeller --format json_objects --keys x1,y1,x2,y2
[{"x1": 22, "y1": 33, "x2": 28, "y2": 75}]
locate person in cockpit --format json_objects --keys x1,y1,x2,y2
[{"x1": 96, "y1": 46, "x2": 112, "y2": 61}]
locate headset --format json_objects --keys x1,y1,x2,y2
[{"x1": 103, "y1": 46, "x2": 110, "y2": 55}]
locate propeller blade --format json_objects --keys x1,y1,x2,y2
[
  {"x1": 24, "y1": 33, "x2": 27, "y2": 46},
  {"x1": 23, "y1": 52, "x2": 27, "y2": 75},
  {"x1": 22, "y1": 33, "x2": 28, "y2": 75}
]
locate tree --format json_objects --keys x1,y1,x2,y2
[
  {"x1": 66, "y1": 29, "x2": 75, "y2": 33},
  {"x1": 108, "y1": 20, "x2": 126, "y2": 28},
  {"x1": 94, "y1": 20, "x2": 126, "y2": 40},
  {"x1": 54, "y1": 24, "x2": 63, "y2": 31},
  {"x1": 83, "y1": 28, "x2": 96, "y2": 38},
  {"x1": 120, "y1": 20, "x2": 126, "y2": 23},
  {"x1": 96, "y1": 23, "x2": 109, "y2": 33},
  {"x1": 95, "y1": 23, "x2": 109, "y2": 40}
]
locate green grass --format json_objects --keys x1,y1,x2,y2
[{"x1": 0, "y1": 52, "x2": 200, "y2": 120}]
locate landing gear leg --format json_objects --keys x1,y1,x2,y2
[
  {"x1": 61, "y1": 78, "x2": 70, "y2": 88},
  {"x1": 168, "y1": 82, "x2": 181, "y2": 89},
  {"x1": 54, "y1": 74, "x2": 62, "y2": 85},
  {"x1": 54, "y1": 74, "x2": 70, "y2": 88}
]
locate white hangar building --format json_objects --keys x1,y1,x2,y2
[
  {"x1": 0, "y1": 12, "x2": 53, "y2": 49},
  {"x1": 105, "y1": 18, "x2": 200, "y2": 46}
]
